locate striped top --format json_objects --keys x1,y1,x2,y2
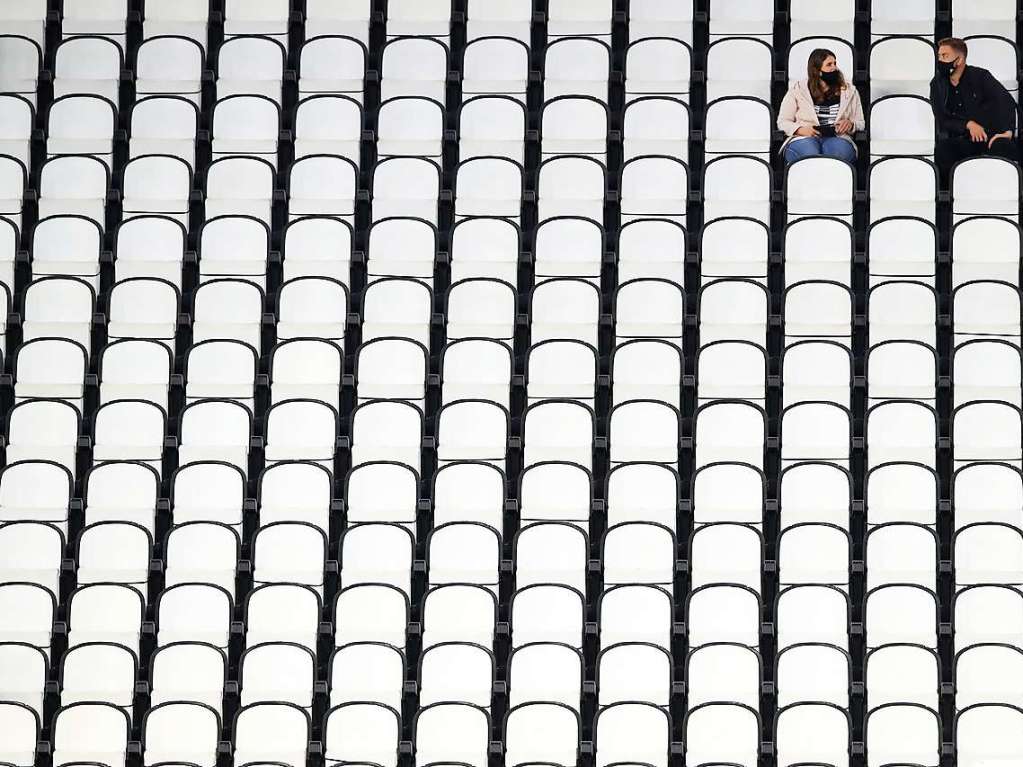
[{"x1": 814, "y1": 92, "x2": 841, "y2": 127}]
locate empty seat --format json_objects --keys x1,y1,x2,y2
[
  {"x1": 620, "y1": 155, "x2": 689, "y2": 225},
  {"x1": 776, "y1": 703, "x2": 850, "y2": 767},
  {"x1": 538, "y1": 155, "x2": 606, "y2": 223},
  {"x1": 329, "y1": 641, "x2": 404, "y2": 710},
  {"x1": 0, "y1": 1, "x2": 46, "y2": 50},
  {"x1": 506, "y1": 704, "x2": 580, "y2": 767},
  {"x1": 787, "y1": 155, "x2": 854, "y2": 222},
  {"x1": 692, "y1": 461, "x2": 765, "y2": 527},
  {"x1": 454, "y1": 157, "x2": 523, "y2": 222},
  {"x1": 869, "y1": 35, "x2": 936, "y2": 99},
  {"x1": 441, "y1": 338, "x2": 513, "y2": 408},
  {"x1": 371, "y1": 156, "x2": 441, "y2": 223},
  {"x1": 865, "y1": 704, "x2": 941, "y2": 767},
  {"x1": 956, "y1": 644, "x2": 1023, "y2": 708},
  {"x1": 219, "y1": 34, "x2": 288, "y2": 94},
  {"x1": 701, "y1": 216, "x2": 768, "y2": 282},
  {"x1": 67, "y1": 582, "x2": 144, "y2": 657},
  {"x1": 366, "y1": 216, "x2": 436, "y2": 286},
  {"x1": 868, "y1": 216, "x2": 937, "y2": 287},
  {"x1": 699, "y1": 279, "x2": 768, "y2": 346},
  {"x1": 596, "y1": 701, "x2": 673, "y2": 767},
  {"x1": 14, "y1": 338, "x2": 88, "y2": 414},
  {"x1": 706, "y1": 37, "x2": 773, "y2": 102},
  {"x1": 507, "y1": 642, "x2": 582, "y2": 711},
  {"x1": 98, "y1": 339, "x2": 173, "y2": 410},
  {"x1": 164, "y1": 521, "x2": 239, "y2": 596},
  {"x1": 541, "y1": 96, "x2": 609, "y2": 161},
  {"x1": 705, "y1": 96, "x2": 771, "y2": 158},
  {"x1": 142, "y1": 701, "x2": 220, "y2": 767},
  {"x1": 784, "y1": 216, "x2": 854, "y2": 285},
  {"x1": 956, "y1": 703, "x2": 1023, "y2": 767},
  {"x1": 869, "y1": 96, "x2": 935, "y2": 160},
  {"x1": 867, "y1": 643, "x2": 940, "y2": 709},
  {"x1": 0, "y1": 521, "x2": 64, "y2": 596},
  {"x1": 952, "y1": 156, "x2": 1021, "y2": 222},
  {"x1": 791, "y1": 0, "x2": 855, "y2": 41},
  {"x1": 615, "y1": 278, "x2": 685, "y2": 346},
  {"x1": 954, "y1": 401, "x2": 1023, "y2": 468},
  {"x1": 625, "y1": 38, "x2": 692, "y2": 105},
  {"x1": 204, "y1": 159, "x2": 275, "y2": 226},
  {"x1": 333, "y1": 583, "x2": 409, "y2": 650},
  {"x1": 263, "y1": 400, "x2": 338, "y2": 470},
  {"x1": 350, "y1": 399, "x2": 423, "y2": 474},
  {"x1": 22, "y1": 277, "x2": 94, "y2": 353},
  {"x1": 870, "y1": 281, "x2": 937, "y2": 346},
  {"x1": 53, "y1": 36, "x2": 122, "y2": 104},
  {"x1": 211, "y1": 94, "x2": 280, "y2": 167},
  {"x1": 38, "y1": 155, "x2": 109, "y2": 229},
  {"x1": 380, "y1": 37, "x2": 448, "y2": 102},
  {"x1": 954, "y1": 280, "x2": 1022, "y2": 343},
  {"x1": 297, "y1": 38, "x2": 366, "y2": 102},
  {"x1": 871, "y1": 0, "x2": 936, "y2": 37},
  {"x1": 618, "y1": 218, "x2": 687, "y2": 286},
  {"x1": 92, "y1": 400, "x2": 165, "y2": 472},
  {"x1": 114, "y1": 216, "x2": 187, "y2": 288},
  {"x1": 413, "y1": 702, "x2": 490, "y2": 767},
  {"x1": 305, "y1": 2, "x2": 370, "y2": 46},
  {"x1": 547, "y1": 0, "x2": 612, "y2": 40},
  {"x1": 281, "y1": 217, "x2": 353, "y2": 284},
  {"x1": 776, "y1": 643, "x2": 850, "y2": 708},
  {"x1": 355, "y1": 337, "x2": 428, "y2": 407},
  {"x1": 60, "y1": 642, "x2": 136, "y2": 712},
  {"x1": 515, "y1": 522, "x2": 587, "y2": 593},
  {"x1": 522, "y1": 400, "x2": 595, "y2": 471},
  {"x1": 869, "y1": 156, "x2": 938, "y2": 222},
  {"x1": 143, "y1": 0, "x2": 209, "y2": 47},
  {"x1": 135, "y1": 37, "x2": 204, "y2": 103},
  {"x1": 0, "y1": 643, "x2": 47, "y2": 718},
  {"x1": 323, "y1": 702, "x2": 400, "y2": 767},
  {"x1": 465, "y1": 0, "x2": 531, "y2": 43},
  {"x1": 703, "y1": 155, "x2": 771, "y2": 225},
  {"x1": 687, "y1": 642, "x2": 761, "y2": 709},
  {"x1": 544, "y1": 37, "x2": 610, "y2": 102},
  {"x1": 53, "y1": 702, "x2": 130, "y2": 767},
  {"x1": 245, "y1": 583, "x2": 321, "y2": 655},
  {"x1": 952, "y1": 216, "x2": 1021, "y2": 287},
  {"x1": 0, "y1": 94, "x2": 33, "y2": 169},
  {"x1": 377, "y1": 96, "x2": 443, "y2": 160},
  {"x1": 184, "y1": 339, "x2": 258, "y2": 413}
]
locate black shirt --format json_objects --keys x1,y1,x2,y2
[{"x1": 930, "y1": 64, "x2": 1017, "y2": 138}]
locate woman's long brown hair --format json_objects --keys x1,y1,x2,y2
[{"x1": 807, "y1": 48, "x2": 846, "y2": 103}]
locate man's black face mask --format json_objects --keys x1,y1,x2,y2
[{"x1": 937, "y1": 57, "x2": 959, "y2": 77}]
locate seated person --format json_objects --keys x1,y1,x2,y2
[
  {"x1": 778, "y1": 48, "x2": 864, "y2": 165},
  {"x1": 931, "y1": 36, "x2": 1018, "y2": 178}
]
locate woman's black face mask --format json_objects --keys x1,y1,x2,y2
[{"x1": 820, "y1": 69, "x2": 841, "y2": 86}]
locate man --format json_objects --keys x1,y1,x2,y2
[{"x1": 930, "y1": 37, "x2": 1018, "y2": 178}]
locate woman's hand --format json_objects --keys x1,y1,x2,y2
[
  {"x1": 794, "y1": 125, "x2": 820, "y2": 137},
  {"x1": 835, "y1": 118, "x2": 855, "y2": 135}
]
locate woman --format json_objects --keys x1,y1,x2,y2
[{"x1": 778, "y1": 48, "x2": 864, "y2": 164}]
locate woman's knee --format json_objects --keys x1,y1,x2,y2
[
  {"x1": 785, "y1": 137, "x2": 821, "y2": 163},
  {"x1": 821, "y1": 137, "x2": 857, "y2": 163}
]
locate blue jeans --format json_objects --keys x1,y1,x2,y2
[{"x1": 784, "y1": 135, "x2": 857, "y2": 164}]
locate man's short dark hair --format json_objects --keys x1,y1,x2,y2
[{"x1": 938, "y1": 37, "x2": 969, "y2": 58}]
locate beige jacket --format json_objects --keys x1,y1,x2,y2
[{"x1": 777, "y1": 79, "x2": 866, "y2": 152}]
